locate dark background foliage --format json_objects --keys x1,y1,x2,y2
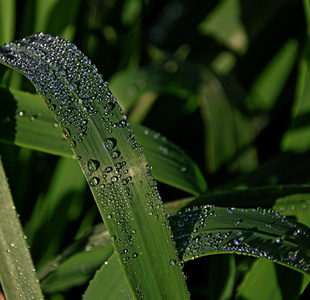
[{"x1": 1, "y1": 0, "x2": 310, "y2": 299}]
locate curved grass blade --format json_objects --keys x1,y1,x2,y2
[
  {"x1": 170, "y1": 206, "x2": 310, "y2": 274},
  {"x1": 0, "y1": 86, "x2": 206, "y2": 195},
  {"x1": 187, "y1": 184, "x2": 310, "y2": 223},
  {"x1": 43, "y1": 197, "x2": 310, "y2": 297},
  {"x1": 0, "y1": 156, "x2": 44, "y2": 299},
  {"x1": 0, "y1": 33, "x2": 189, "y2": 299}
]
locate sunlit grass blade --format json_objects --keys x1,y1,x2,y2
[
  {"x1": 0, "y1": 156, "x2": 44, "y2": 299},
  {"x1": 0, "y1": 33, "x2": 189, "y2": 299},
  {"x1": 0, "y1": 86, "x2": 206, "y2": 195}
]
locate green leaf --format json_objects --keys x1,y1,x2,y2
[
  {"x1": 133, "y1": 124, "x2": 207, "y2": 195},
  {"x1": 41, "y1": 246, "x2": 114, "y2": 294},
  {"x1": 170, "y1": 206, "x2": 310, "y2": 274},
  {"x1": 0, "y1": 156, "x2": 44, "y2": 299},
  {"x1": 0, "y1": 86, "x2": 76, "y2": 158},
  {"x1": 0, "y1": 86, "x2": 206, "y2": 195},
  {"x1": 0, "y1": 33, "x2": 189, "y2": 299},
  {"x1": 83, "y1": 253, "x2": 132, "y2": 300},
  {"x1": 189, "y1": 185, "x2": 310, "y2": 222},
  {"x1": 24, "y1": 157, "x2": 89, "y2": 269}
]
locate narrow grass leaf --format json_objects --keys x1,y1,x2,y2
[
  {"x1": 170, "y1": 206, "x2": 310, "y2": 274},
  {"x1": 37, "y1": 223, "x2": 112, "y2": 281},
  {"x1": 190, "y1": 185, "x2": 310, "y2": 222},
  {"x1": 0, "y1": 33, "x2": 189, "y2": 299},
  {"x1": 0, "y1": 86, "x2": 75, "y2": 158},
  {"x1": 0, "y1": 156, "x2": 44, "y2": 299},
  {"x1": 24, "y1": 157, "x2": 88, "y2": 269},
  {"x1": 83, "y1": 252, "x2": 132, "y2": 300},
  {"x1": 41, "y1": 246, "x2": 114, "y2": 294}
]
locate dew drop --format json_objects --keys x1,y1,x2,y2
[
  {"x1": 18, "y1": 111, "x2": 24, "y2": 117},
  {"x1": 104, "y1": 101, "x2": 116, "y2": 113},
  {"x1": 227, "y1": 207, "x2": 234, "y2": 214},
  {"x1": 105, "y1": 166, "x2": 113, "y2": 173},
  {"x1": 111, "y1": 176, "x2": 118, "y2": 183},
  {"x1": 288, "y1": 251, "x2": 298, "y2": 261},
  {"x1": 132, "y1": 253, "x2": 138, "y2": 259},
  {"x1": 103, "y1": 138, "x2": 117, "y2": 151},
  {"x1": 235, "y1": 219, "x2": 243, "y2": 226},
  {"x1": 234, "y1": 238, "x2": 242, "y2": 246},
  {"x1": 49, "y1": 104, "x2": 57, "y2": 111},
  {"x1": 89, "y1": 177, "x2": 100, "y2": 187},
  {"x1": 111, "y1": 150, "x2": 120, "y2": 159},
  {"x1": 70, "y1": 140, "x2": 76, "y2": 148},
  {"x1": 62, "y1": 127, "x2": 71, "y2": 139},
  {"x1": 110, "y1": 235, "x2": 116, "y2": 241},
  {"x1": 118, "y1": 120, "x2": 127, "y2": 128},
  {"x1": 87, "y1": 159, "x2": 100, "y2": 172},
  {"x1": 169, "y1": 259, "x2": 176, "y2": 266}
]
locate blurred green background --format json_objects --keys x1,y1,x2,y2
[{"x1": 0, "y1": 0, "x2": 310, "y2": 299}]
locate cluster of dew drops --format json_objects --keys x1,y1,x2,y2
[
  {"x1": 6, "y1": 33, "x2": 178, "y2": 269},
  {"x1": 169, "y1": 205, "x2": 310, "y2": 272}
]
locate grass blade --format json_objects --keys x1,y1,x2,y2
[
  {"x1": 83, "y1": 253, "x2": 132, "y2": 300},
  {"x1": 170, "y1": 205, "x2": 310, "y2": 274},
  {"x1": 0, "y1": 33, "x2": 189, "y2": 299},
  {"x1": 0, "y1": 156, "x2": 43, "y2": 299},
  {"x1": 41, "y1": 246, "x2": 114, "y2": 294}
]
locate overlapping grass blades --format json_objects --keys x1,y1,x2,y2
[
  {"x1": 0, "y1": 86, "x2": 207, "y2": 196},
  {"x1": 0, "y1": 33, "x2": 189, "y2": 299},
  {"x1": 39, "y1": 192, "x2": 310, "y2": 297}
]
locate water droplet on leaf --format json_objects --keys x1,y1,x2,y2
[
  {"x1": 103, "y1": 138, "x2": 117, "y2": 151},
  {"x1": 89, "y1": 177, "x2": 99, "y2": 187},
  {"x1": 87, "y1": 159, "x2": 100, "y2": 172}
]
